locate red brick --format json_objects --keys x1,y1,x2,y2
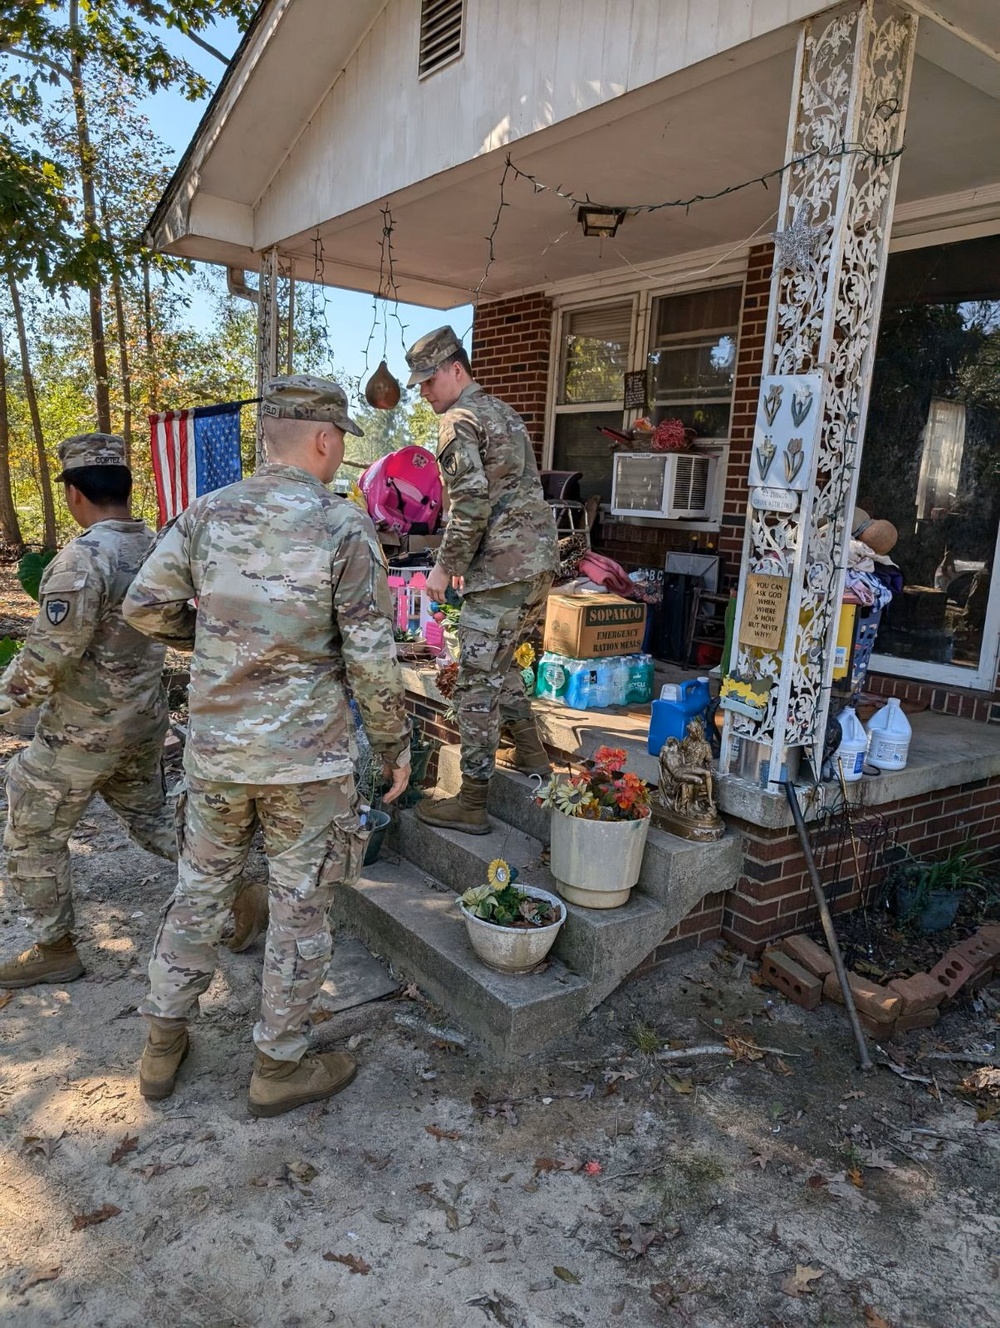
[
  {"x1": 887, "y1": 973, "x2": 946, "y2": 1015},
  {"x1": 892, "y1": 1007, "x2": 940, "y2": 1034},
  {"x1": 781, "y1": 934, "x2": 835, "y2": 979},
  {"x1": 858, "y1": 1011, "x2": 895, "y2": 1040},
  {"x1": 823, "y1": 970, "x2": 901, "y2": 1024},
  {"x1": 957, "y1": 927, "x2": 1000, "y2": 975},
  {"x1": 927, "y1": 949, "x2": 977, "y2": 1001},
  {"x1": 760, "y1": 950, "x2": 823, "y2": 1010}
]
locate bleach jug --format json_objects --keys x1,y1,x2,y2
[
  {"x1": 835, "y1": 706, "x2": 868, "y2": 782},
  {"x1": 647, "y1": 676, "x2": 711, "y2": 755},
  {"x1": 865, "y1": 697, "x2": 911, "y2": 771}
]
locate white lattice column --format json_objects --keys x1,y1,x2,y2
[
  {"x1": 721, "y1": 0, "x2": 917, "y2": 788},
  {"x1": 254, "y1": 246, "x2": 280, "y2": 468}
]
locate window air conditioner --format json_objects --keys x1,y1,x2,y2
[{"x1": 610, "y1": 452, "x2": 715, "y2": 519}]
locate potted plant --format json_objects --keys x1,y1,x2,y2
[
  {"x1": 458, "y1": 857, "x2": 565, "y2": 974},
  {"x1": 889, "y1": 841, "x2": 987, "y2": 933},
  {"x1": 535, "y1": 746, "x2": 652, "y2": 909}
]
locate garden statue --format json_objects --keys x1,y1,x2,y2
[{"x1": 655, "y1": 718, "x2": 725, "y2": 841}]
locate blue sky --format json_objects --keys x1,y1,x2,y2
[{"x1": 145, "y1": 14, "x2": 469, "y2": 389}]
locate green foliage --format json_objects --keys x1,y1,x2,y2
[
  {"x1": 891, "y1": 839, "x2": 988, "y2": 922},
  {"x1": 459, "y1": 875, "x2": 560, "y2": 930},
  {"x1": 0, "y1": 636, "x2": 21, "y2": 668},
  {"x1": 17, "y1": 548, "x2": 57, "y2": 601}
]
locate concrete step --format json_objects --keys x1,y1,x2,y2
[
  {"x1": 330, "y1": 857, "x2": 590, "y2": 1058},
  {"x1": 434, "y1": 744, "x2": 742, "y2": 911},
  {"x1": 391, "y1": 804, "x2": 675, "y2": 1000}
]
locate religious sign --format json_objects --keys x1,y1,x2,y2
[
  {"x1": 623, "y1": 370, "x2": 647, "y2": 412},
  {"x1": 750, "y1": 486, "x2": 799, "y2": 513},
  {"x1": 738, "y1": 574, "x2": 791, "y2": 652},
  {"x1": 748, "y1": 372, "x2": 823, "y2": 492}
]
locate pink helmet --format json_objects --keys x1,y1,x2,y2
[{"x1": 359, "y1": 446, "x2": 443, "y2": 534}]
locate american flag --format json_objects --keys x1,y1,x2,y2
[{"x1": 149, "y1": 403, "x2": 243, "y2": 525}]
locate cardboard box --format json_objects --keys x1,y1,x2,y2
[
  {"x1": 408, "y1": 534, "x2": 442, "y2": 554},
  {"x1": 543, "y1": 594, "x2": 646, "y2": 659}
]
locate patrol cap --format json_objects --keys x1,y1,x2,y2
[
  {"x1": 404, "y1": 326, "x2": 463, "y2": 388},
  {"x1": 261, "y1": 374, "x2": 363, "y2": 435},
  {"x1": 56, "y1": 432, "x2": 127, "y2": 479}
]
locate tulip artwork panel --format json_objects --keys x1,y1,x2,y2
[{"x1": 748, "y1": 373, "x2": 824, "y2": 492}]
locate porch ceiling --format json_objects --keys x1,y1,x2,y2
[{"x1": 155, "y1": 5, "x2": 1000, "y2": 309}]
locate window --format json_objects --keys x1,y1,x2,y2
[
  {"x1": 552, "y1": 301, "x2": 633, "y2": 502},
  {"x1": 647, "y1": 286, "x2": 741, "y2": 438},
  {"x1": 862, "y1": 235, "x2": 1000, "y2": 689},
  {"x1": 419, "y1": 0, "x2": 465, "y2": 79}
]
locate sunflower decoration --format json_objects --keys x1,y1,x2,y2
[
  {"x1": 487, "y1": 857, "x2": 512, "y2": 888},
  {"x1": 552, "y1": 782, "x2": 596, "y2": 817},
  {"x1": 513, "y1": 642, "x2": 536, "y2": 670}
]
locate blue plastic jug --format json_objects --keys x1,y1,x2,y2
[{"x1": 647, "y1": 676, "x2": 711, "y2": 755}]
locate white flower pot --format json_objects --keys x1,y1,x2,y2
[
  {"x1": 549, "y1": 809, "x2": 650, "y2": 909},
  {"x1": 459, "y1": 885, "x2": 565, "y2": 974}
]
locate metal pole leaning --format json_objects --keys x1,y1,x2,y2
[{"x1": 783, "y1": 781, "x2": 873, "y2": 1072}]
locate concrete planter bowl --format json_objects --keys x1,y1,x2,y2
[
  {"x1": 458, "y1": 885, "x2": 566, "y2": 975},
  {"x1": 549, "y1": 808, "x2": 651, "y2": 909}
]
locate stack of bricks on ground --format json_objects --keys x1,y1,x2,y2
[{"x1": 759, "y1": 925, "x2": 1000, "y2": 1038}]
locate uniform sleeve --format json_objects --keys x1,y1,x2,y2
[
  {"x1": 434, "y1": 409, "x2": 491, "y2": 580},
  {"x1": 332, "y1": 516, "x2": 411, "y2": 762},
  {"x1": 0, "y1": 548, "x2": 104, "y2": 707},
  {"x1": 121, "y1": 516, "x2": 198, "y2": 648}
]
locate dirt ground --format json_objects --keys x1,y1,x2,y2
[{"x1": 0, "y1": 567, "x2": 999, "y2": 1328}]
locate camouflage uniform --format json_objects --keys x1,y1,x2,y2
[
  {"x1": 124, "y1": 376, "x2": 410, "y2": 1062},
  {"x1": 406, "y1": 328, "x2": 558, "y2": 780},
  {"x1": 1, "y1": 434, "x2": 172, "y2": 947}
]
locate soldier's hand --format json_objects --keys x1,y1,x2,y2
[
  {"x1": 381, "y1": 759, "x2": 410, "y2": 805},
  {"x1": 425, "y1": 564, "x2": 449, "y2": 601}
]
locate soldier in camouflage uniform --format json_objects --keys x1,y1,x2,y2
[
  {"x1": 123, "y1": 375, "x2": 410, "y2": 1118},
  {"x1": 405, "y1": 327, "x2": 558, "y2": 835},
  {"x1": 0, "y1": 433, "x2": 175, "y2": 989}
]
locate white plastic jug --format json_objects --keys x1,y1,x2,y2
[
  {"x1": 835, "y1": 707, "x2": 868, "y2": 783},
  {"x1": 865, "y1": 696, "x2": 911, "y2": 771}
]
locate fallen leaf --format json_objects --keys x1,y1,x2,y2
[
  {"x1": 534, "y1": 1155, "x2": 582, "y2": 1174},
  {"x1": 286, "y1": 1161, "x2": 317, "y2": 1185},
  {"x1": 825, "y1": 1177, "x2": 880, "y2": 1212},
  {"x1": 847, "y1": 1166, "x2": 864, "y2": 1189},
  {"x1": 553, "y1": 1265, "x2": 580, "y2": 1284},
  {"x1": 806, "y1": 1174, "x2": 829, "y2": 1190},
  {"x1": 860, "y1": 1149, "x2": 899, "y2": 1172},
  {"x1": 285, "y1": 1238, "x2": 302, "y2": 1252},
  {"x1": 771, "y1": 1057, "x2": 794, "y2": 1077},
  {"x1": 0, "y1": 991, "x2": 14, "y2": 1010},
  {"x1": 664, "y1": 1076, "x2": 694, "y2": 1095},
  {"x1": 22, "y1": 1134, "x2": 62, "y2": 1161},
  {"x1": 71, "y1": 1204, "x2": 121, "y2": 1231},
  {"x1": 781, "y1": 1264, "x2": 825, "y2": 1297},
  {"x1": 362, "y1": 1149, "x2": 392, "y2": 1170},
  {"x1": 323, "y1": 1251, "x2": 371, "y2": 1274},
  {"x1": 748, "y1": 970, "x2": 769, "y2": 987},
  {"x1": 750, "y1": 1151, "x2": 771, "y2": 1170},
  {"x1": 107, "y1": 1134, "x2": 138, "y2": 1166},
  {"x1": 843, "y1": 1089, "x2": 866, "y2": 1100},
  {"x1": 604, "y1": 1070, "x2": 637, "y2": 1083},
  {"x1": 425, "y1": 1124, "x2": 461, "y2": 1141},
  {"x1": 614, "y1": 1221, "x2": 666, "y2": 1260},
  {"x1": 863, "y1": 1307, "x2": 892, "y2": 1328},
  {"x1": 17, "y1": 1266, "x2": 61, "y2": 1292},
  {"x1": 137, "y1": 1163, "x2": 176, "y2": 1181},
  {"x1": 726, "y1": 1036, "x2": 765, "y2": 1062}
]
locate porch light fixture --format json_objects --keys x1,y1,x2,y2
[{"x1": 577, "y1": 205, "x2": 626, "y2": 239}]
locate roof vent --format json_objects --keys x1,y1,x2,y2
[{"x1": 419, "y1": 0, "x2": 465, "y2": 79}]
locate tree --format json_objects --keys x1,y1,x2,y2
[{"x1": 0, "y1": 320, "x2": 24, "y2": 548}]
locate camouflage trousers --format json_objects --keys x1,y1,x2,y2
[
  {"x1": 3, "y1": 725, "x2": 175, "y2": 946},
  {"x1": 143, "y1": 774, "x2": 368, "y2": 1063},
  {"x1": 455, "y1": 572, "x2": 553, "y2": 780}
]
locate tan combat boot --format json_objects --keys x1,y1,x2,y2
[
  {"x1": 415, "y1": 776, "x2": 491, "y2": 835},
  {"x1": 139, "y1": 1018, "x2": 189, "y2": 1100},
  {"x1": 496, "y1": 720, "x2": 552, "y2": 777},
  {"x1": 248, "y1": 1050, "x2": 358, "y2": 1118},
  {"x1": 0, "y1": 936, "x2": 84, "y2": 989},
  {"x1": 227, "y1": 879, "x2": 269, "y2": 953}
]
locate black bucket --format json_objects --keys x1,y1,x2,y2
[{"x1": 362, "y1": 809, "x2": 392, "y2": 866}]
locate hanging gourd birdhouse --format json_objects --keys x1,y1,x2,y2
[{"x1": 364, "y1": 359, "x2": 401, "y2": 410}]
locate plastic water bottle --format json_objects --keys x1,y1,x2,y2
[
  {"x1": 611, "y1": 657, "x2": 630, "y2": 706},
  {"x1": 835, "y1": 706, "x2": 868, "y2": 782},
  {"x1": 566, "y1": 662, "x2": 593, "y2": 710},
  {"x1": 865, "y1": 697, "x2": 911, "y2": 771},
  {"x1": 535, "y1": 652, "x2": 570, "y2": 701},
  {"x1": 591, "y1": 660, "x2": 613, "y2": 708}
]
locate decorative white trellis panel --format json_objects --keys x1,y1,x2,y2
[
  {"x1": 721, "y1": 0, "x2": 917, "y2": 788},
  {"x1": 254, "y1": 246, "x2": 281, "y2": 468}
]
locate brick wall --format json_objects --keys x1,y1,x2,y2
[{"x1": 471, "y1": 293, "x2": 553, "y2": 463}]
